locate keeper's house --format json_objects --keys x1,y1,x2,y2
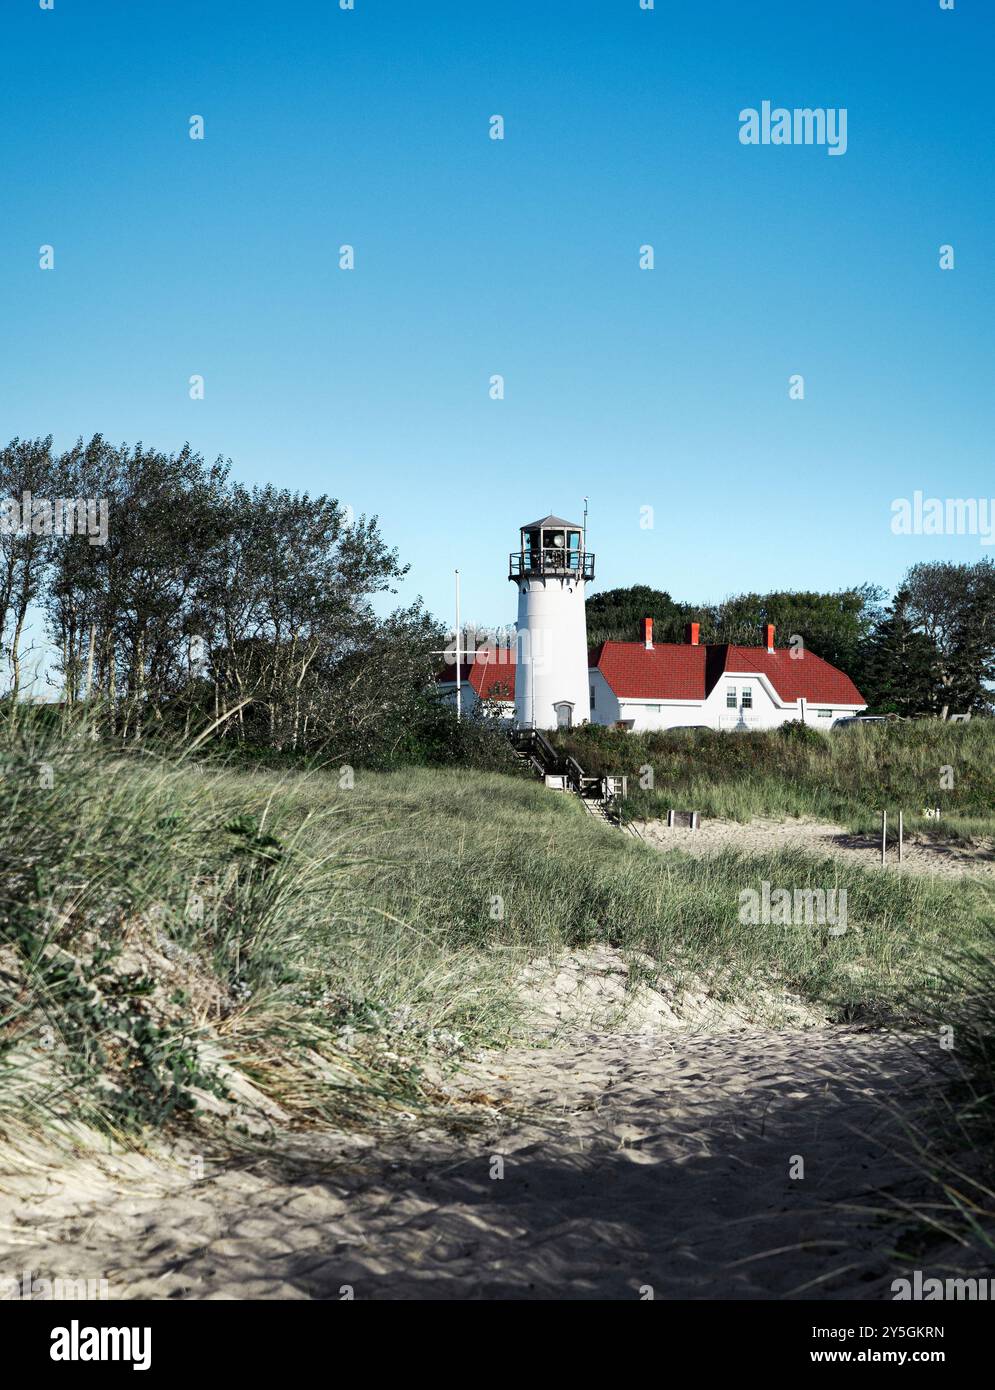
[
  {"x1": 439, "y1": 619, "x2": 865, "y2": 731},
  {"x1": 588, "y1": 619, "x2": 866, "y2": 732}
]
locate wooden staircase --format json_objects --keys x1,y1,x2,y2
[
  {"x1": 509, "y1": 729, "x2": 637, "y2": 836},
  {"x1": 580, "y1": 796, "x2": 618, "y2": 828}
]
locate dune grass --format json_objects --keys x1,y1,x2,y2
[
  {"x1": 889, "y1": 922, "x2": 995, "y2": 1269},
  {"x1": 297, "y1": 764, "x2": 992, "y2": 1020},
  {"x1": 2, "y1": 712, "x2": 993, "y2": 1147},
  {"x1": 553, "y1": 720, "x2": 995, "y2": 839}
]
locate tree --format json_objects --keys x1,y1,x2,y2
[
  {"x1": 46, "y1": 436, "x2": 230, "y2": 729},
  {"x1": 902, "y1": 560, "x2": 995, "y2": 716},
  {"x1": 585, "y1": 582, "x2": 883, "y2": 673},
  {"x1": 30, "y1": 436, "x2": 418, "y2": 752},
  {"x1": 713, "y1": 586, "x2": 884, "y2": 669},
  {"x1": 585, "y1": 585, "x2": 694, "y2": 645},
  {"x1": 856, "y1": 592, "x2": 942, "y2": 716},
  {"x1": 1, "y1": 436, "x2": 62, "y2": 701},
  {"x1": 199, "y1": 484, "x2": 409, "y2": 750},
  {"x1": 946, "y1": 589, "x2": 995, "y2": 716},
  {"x1": 312, "y1": 600, "x2": 445, "y2": 763}
]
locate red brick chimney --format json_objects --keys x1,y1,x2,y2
[
  {"x1": 685, "y1": 621, "x2": 700, "y2": 646},
  {"x1": 765, "y1": 623, "x2": 775, "y2": 652},
  {"x1": 643, "y1": 617, "x2": 653, "y2": 650}
]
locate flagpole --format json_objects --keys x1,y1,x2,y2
[{"x1": 455, "y1": 568, "x2": 462, "y2": 722}]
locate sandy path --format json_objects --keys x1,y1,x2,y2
[
  {"x1": 0, "y1": 1029, "x2": 937, "y2": 1301},
  {"x1": 636, "y1": 815, "x2": 995, "y2": 879}
]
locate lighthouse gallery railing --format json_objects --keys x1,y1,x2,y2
[{"x1": 508, "y1": 550, "x2": 595, "y2": 580}]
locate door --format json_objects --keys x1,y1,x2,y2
[{"x1": 554, "y1": 701, "x2": 573, "y2": 730}]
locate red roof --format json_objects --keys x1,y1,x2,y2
[
  {"x1": 593, "y1": 642, "x2": 864, "y2": 707},
  {"x1": 437, "y1": 641, "x2": 863, "y2": 709},
  {"x1": 438, "y1": 651, "x2": 516, "y2": 700},
  {"x1": 723, "y1": 645, "x2": 864, "y2": 706},
  {"x1": 593, "y1": 642, "x2": 709, "y2": 700}
]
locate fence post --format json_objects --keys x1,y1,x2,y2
[
  {"x1": 881, "y1": 809, "x2": 887, "y2": 866},
  {"x1": 898, "y1": 810, "x2": 903, "y2": 866}
]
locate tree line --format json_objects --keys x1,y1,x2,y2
[
  {"x1": 586, "y1": 564, "x2": 995, "y2": 718},
  {"x1": 1, "y1": 434, "x2": 456, "y2": 762},
  {"x1": 6, "y1": 431, "x2": 989, "y2": 752}
]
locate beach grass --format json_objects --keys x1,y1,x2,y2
[
  {"x1": 552, "y1": 719, "x2": 995, "y2": 839},
  {"x1": 4, "y1": 707, "x2": 993, "y2": 1145}
]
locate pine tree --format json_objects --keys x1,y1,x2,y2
[{"x1": 859, "y1": 596, "x2": 941, "y2": 716}]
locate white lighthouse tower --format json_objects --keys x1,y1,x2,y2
[{"x1": 510, "y1": 514, "x2": 594, "y2": 730}]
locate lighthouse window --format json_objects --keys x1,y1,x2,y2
[
  {"x1": 726, "y1": 686, "x2": 737, "y2": 708},
  {"x1": 742, "y1": 687, "x2": 753, "y2": 709}
]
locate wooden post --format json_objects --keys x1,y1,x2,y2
[
  {"x1": 667, "y1": 809, "x2": 675, "y2": 828},
  {"x1": 898, "y1": 811, "x2": 904, "y2": 865},
  {"x1": 881, "y1": 809, "x2": 887, "y2": 866},
  {"x1": 691, "y1": 811, "x2": 700, "y2": 831}
]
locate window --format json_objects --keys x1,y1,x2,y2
[
  {"x1": 590, "y1": 685, "x2": 596, "y2": 709},
  {"x1": 726, "y1": 686, "x2": 737, "y2": 709},
  {"x1": 817, "y1": 709, "x2": 832, "y2": 719},
  {"x1": 741, "y1": 687, "x2": 753, "y2": 710}
]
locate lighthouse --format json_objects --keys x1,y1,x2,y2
[{"x1": 509, "y1": 514, "x2": 595, "y2": 730}]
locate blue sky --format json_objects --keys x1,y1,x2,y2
[{"x1": 2, "y1": 0, "x2": 993, "y2": 643}]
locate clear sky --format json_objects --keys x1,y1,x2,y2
[{"x1": 2, "y1": 0, "x2": 993, "y2": 642}]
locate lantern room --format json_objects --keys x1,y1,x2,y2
[{"x1": 508, "y1": 514, "x2": 595, "y2": 580}]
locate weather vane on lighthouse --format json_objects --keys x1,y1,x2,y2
[{"x1": 509, "y1": 513, "x2": 595, "y2": 730}]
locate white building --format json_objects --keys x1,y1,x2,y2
[
  {"x1": 588, "y1": 618, "x2": 866, "y2": 731},
  {"x1": 438, "y1": 517, "x2": 867, "y2": 731}
]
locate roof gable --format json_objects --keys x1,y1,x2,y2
[{"x1": 723, "y1": 646, "x2": 864, "y2": 706}]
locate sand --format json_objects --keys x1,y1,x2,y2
[
  {"x1": 0, "y1": 1015, "x2": 946, "y2": 1301},
  {"x1": 635, "y1": 815, "x2": 995, "y2": 879},
  {"x1": 3, "y1": 813, "x2": 983, "y2": 1302}
]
